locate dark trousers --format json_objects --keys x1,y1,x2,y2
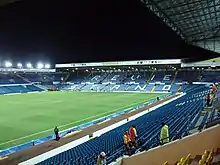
[
  {"x1": 55, "y1": 132, "x2": 60, "y2": 141},
  {"x1": 207, "y1": 100, "x2": 210, "y2": 106}
]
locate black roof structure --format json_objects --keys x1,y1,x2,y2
[
  {"x1": 0, "y1": 0, "x2": 18, "y2": 6},
  {"x1": 141, "y1": 0, "x2": 220, "y2": 53}
]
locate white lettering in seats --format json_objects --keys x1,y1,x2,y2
[
  {"x1": 162, "y1": 85, "x2": 171, "y2": 91},
  {"x1": 163, "y1": 75, "x2": 171, "y2": 81},
  {"x1": 110, "y1": 85, "x2": 120, "y2": 90},
  {"x1": 111, "y1": 75, "x2": 120, "y2": 81},
  {"x1": 135, "y1": 85, "x2": 146, "y2": 91}
]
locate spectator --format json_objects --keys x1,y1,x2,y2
[
  {"x1": 129, "y1": 125, "x2": 137, "y2": 147},
  {"x1": 205, "y1": 94, "x2": 211, "y2": 107},
  {"x1": 124, "y1": 131, "x2": 131, "y2": 149},
  {"x1": 97, "y1": 152, "x2": 106, "y2": 165},
  {"x1": 212, "y1": 83, "x2": 217, "y2": 93},
  {"x1": 54, "y1": 126, "x2": 60, "y2": 141},
  {"x1": 160, "y1": 122, "x2": 169, "y2": 145},
  {"x1": 126, "y1": 141, "x2": 136, "y2": 156}
]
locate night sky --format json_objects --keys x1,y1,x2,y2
[{"x1": 0, "y1": 0, "x2": 218, "y2": 65}]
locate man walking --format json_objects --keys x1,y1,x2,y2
[
  {"x1": 129, "y1": 125, "x2": 137, "y2": 146},
  {"x1": 160, "y1": 123, "x2": 169, "y2": 145},
  {"x1": 54, "y1": 126, "x2": 60, "y2": 141}
]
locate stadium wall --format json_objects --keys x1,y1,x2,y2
[
  {"x1": 18, "y1": 93, "x2": 184, "y2": 165},
  {"x1": 121, "y1": 125, "x2": 220, "y2": 165}
]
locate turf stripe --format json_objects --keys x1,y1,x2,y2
[{"x1": 0, "y1": 98, "x2": 155, "y2": 146}]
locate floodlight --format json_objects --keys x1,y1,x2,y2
[
  {"x1": 37, "y1": 63, "x2": 44, "y2": 69},
  {"x1": 27, "y1": 63, "x2": 32, "y2": 68},
  {"x1": 17, "y1": 63, "x2": 22, "y2": 68},
  {"x1": 5, "y1": 61, "x2": 12, "y2": 68},
  {"x1": 45, "y1": 64, "x2": 50, "y2": 69}
]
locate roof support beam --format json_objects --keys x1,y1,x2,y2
[
  {"x1": 174, "y1": 10, "x2": 220, "y2": 23},
  {"x1": 178, "y1": 17, "x2": 220, "y2": 28},
  {"x1": 187, "y1": 25, "x2": 220, "y2": 37},
  {"x1": 141, "y1": 0, "x2": 186, "y2": 40},
  {"x1": 167, "y1": 4, "x2": 220, "y2": 17},
  {"x1": 162, "y1": 0, "x2": 207, "y2": 11}
]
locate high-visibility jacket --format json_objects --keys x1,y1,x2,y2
[
  {"x1": 129, "y1": 127, "x2": 137, "y2": 139},
  {"x1": 124, "y1": 134, "x2": 131, "y2": 144},
  {"x1": 160, "y1": 125, "x2": 169, "y2": 144}
]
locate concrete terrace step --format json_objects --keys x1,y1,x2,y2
[
  {"x1": 212, "y1": 148, "x2": 220, "y2": 165},
  {"x1": 190, "y1": 155, "x2": 202, "y2": 165},
  {"x1": 172, "y1": 148, "x2": 220, "y2": 165}
]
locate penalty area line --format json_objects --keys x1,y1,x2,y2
[{"x1": 0, "y1": 97, "x2": 156, "y2": 146}]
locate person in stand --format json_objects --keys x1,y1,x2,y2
[
  {"x1": 205, "y1": 93, "x2": 211, "y2": 107},
  {"x1": 160, "y1": 122, "x2": 169, "y2": 145},
  {"x1": 54, "y1": 126, "x2": 60, "y2": 141},
  {"x1": 126, "y1": 141, "x2": 136, "y2": 156},
  {"x1": 124, "y1": 131, "x2": 131, "y2": 150},
  {"x1": 129, "y1": 125, "x2": 137, "y2": 147},
  {"x1": 97, "y1": 152, "x2": 106, "y2": 165}
]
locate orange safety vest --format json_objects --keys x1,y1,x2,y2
[{"x1": 124, "y1": 134, "x2": 131, "y2": 144}]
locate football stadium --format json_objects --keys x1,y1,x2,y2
[
  {"x1": 1, "y1": 0, "x2": 220, "y2": 165},
  {"x1": 0, "y1": 58, "x2": 220, "y2": 165}
]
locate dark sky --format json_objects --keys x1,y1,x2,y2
[{"x1": 0, "y1": 0, "x2": 218, "y2": 65}]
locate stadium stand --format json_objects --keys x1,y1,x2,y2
[
  {"x1": 0, "y1": 64, "x2": 220, "y2": 165},
  {"x1": 35, "y1": 88, "x2": 209, "y2": 165}
]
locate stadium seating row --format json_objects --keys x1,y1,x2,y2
[
  {"x1": 0, "y1": 73, "x2": 63, "y2": 84},
  {"x1": 0, "y1": 85, "x2": 44, "y2": 94},
  {"x1": 164, "y1": 148, "x2": 215, "y2": 165},
  {"x1": 66, "y1": 70, "x2": 220, "y2": 84},
  {"x1": 60, "y1": 84, "x2": 205, "y2": 93},
  {"x1": 0, "y1": 70, "x2": 218, "y2": 86},
  {"x1": 37, "y1": 88, "x2": 209, "y2": 165}
]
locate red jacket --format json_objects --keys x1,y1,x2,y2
[
  {"x1": 206, "y1": 95, "x2": 210, "y2": 101},
  {"x1": 129, "y1": 127, "x2": 137, "y2": 138}
]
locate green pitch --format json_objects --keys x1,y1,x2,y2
[{"x1": 0, "y1": 91, "x2": 165, "y2": 149}]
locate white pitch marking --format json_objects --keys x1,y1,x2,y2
[{"x1": 0, "y1": 98, "x2": 156, "y2": 146}]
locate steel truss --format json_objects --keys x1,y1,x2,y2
[{"x1": 141, "y1": 0, "x2": 220, "y2": 43}]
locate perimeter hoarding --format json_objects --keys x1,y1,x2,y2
[
  {"x1": 55, "y1": 59, "x2": 181, "y2": 68},
  {"x1": 181, "y1": 57, "x2": 220, "y2": 67}
]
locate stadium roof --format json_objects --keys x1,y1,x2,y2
[
  {"x1": 141, "y1": 0, "x2": 220, "y2": 53},
  {"x1": 0, "y1": 0, "x2": 18, "y2": 6}
]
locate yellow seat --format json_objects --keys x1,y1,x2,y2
[
  {"x1": 199, "y1": 160, "x2": 203, "y2": 165},
  {"x1": 183, "y1": 154, "x2": 191, "y2": 165},
  {"x1": 206, "y1": 149, "x2": 214, "y2": 164},
  {"x1": 164, "y1": 161, "x2": 168, "y2": 165}
]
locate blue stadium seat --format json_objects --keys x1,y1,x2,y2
[{"x1": 37, "y1": 88, "x2": 208, "y2": 165}]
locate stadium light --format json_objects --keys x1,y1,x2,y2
[
  {"x1": 37, "y1": 63, "x2": 44, "y2": 69},
  {"x1": 45, "y1": 64, "x2": 50, "y2": 69},
  {"x1": 27, "y1": 63, "x2": 32, "y2": 68},
  {"x1": 17, "y1": 63, "x2": 22, "y2": 68},
  {"x1": 5, "y1": 61, "x2": 12, "y2": 68}
]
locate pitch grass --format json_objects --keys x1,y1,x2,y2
[{"x1": 0, "y1": 91, "x2": 165, "y2": 149}]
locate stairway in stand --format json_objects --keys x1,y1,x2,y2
[{"x1": 164, "y1": 148, "x2": 220, "y2": 165}]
